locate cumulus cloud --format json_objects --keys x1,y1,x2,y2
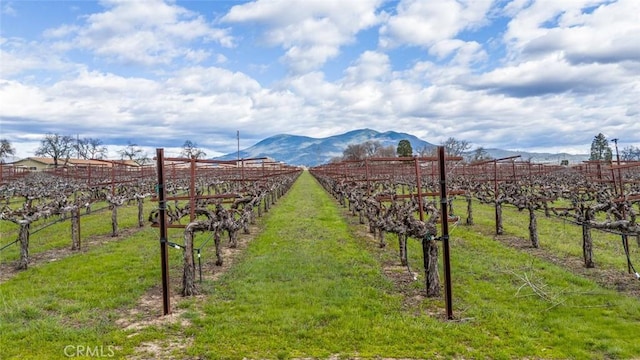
[
  {"x1": 0, "y1": 37, "x2": 79, "y2": 77},
  {"x1": 46, "y1": 0, "x2": 234, "y2": 66},
  {"x1": 503, "y1": 0, "x2": 640, "y2": 64},
  {"x1": 466, "y1": 55, "x2": 627, "y2": 97},
  {"x1": 380, "y1": 0, "x2": 494, "y2": 48},
  {"x1": 222, "y1": 0, "x2": 383, "y2": 73}
]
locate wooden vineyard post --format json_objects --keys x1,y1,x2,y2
[
  {"x1": 494, "y1": 160, "x2": 503, "y2": 235},
  {"x1": 71, "y1": 206, "x2": 81, "y2": 250},
  {"x1": 438, "y1": 146, "x2": 454, "y2": 320},
  {"x1": 156, "y1": 148, "x2": 171, "y2": 315},
  {"x1": 581, "y1": 204, "x2": 595, "y2": 268},
  {"x1": 17, "y1": 222, "x2": 30, "y2": 270}
]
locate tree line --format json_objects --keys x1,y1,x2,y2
[
  {"x1": 2, "y1": 133, "x2": 639, "y2": 166},
  {"x1": 333, "y1": 134, "x2": 640, "y2": 164},
  {"x1": 590, "y1": 133, "x2": 640, "y2": 162},
  {"x1": 0, "y1": 135, "x2": 208, "y2": 167},
  {"x1": 333, "y1": 137, "x2": 491, "y2": 163}
]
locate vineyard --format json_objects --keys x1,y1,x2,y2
[
  {"x1": 1, "y1": 148, "x2": 640, "y2": 359},
  {"x1": 310, "y1": 154, "x2": 640, "y2": 280},
  {"x1": 0, "y1": 154, "x2": 301, "y2": 288}
]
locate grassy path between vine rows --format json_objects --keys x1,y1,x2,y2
[
  {"x1": 179, "y1": 172, "x2": 640, "y2": 359},
  {"x1": 1, "y1": 171, "x2": 640, "y2": 359}
]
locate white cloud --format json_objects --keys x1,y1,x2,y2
[
  {"x1": 343, "y1": 50, "x2": 391, "y2": 83},
  {"x1": 0, "y1": 37, "x2": 78, "y2": 77},
  {"x1": 467, "y1": 54, "x2": 626, "y2": 96},
  {"x1": 167, "y1": 66, "x2": 261, "y2": 95},
  {"x1": 223, "y1": 0, "x2": 383, "y2": 72},
  {"x1": 503, "y1": 0, "x2": 640, "y2": 64},
  {"x1": 48, "y1": 0, "x2": 234, "y2": 66},
  {"x1": 380, "y1": 0, "x2": 494, "y2": 48}
]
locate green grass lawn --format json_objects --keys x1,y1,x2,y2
[
  {"x1": 1, "y1": 172, "x2": 639, "y2": 359},
  {"x1": 0, "y1": 226, "x2": 175, "y2": 359},
  {"x1": 0, "y1": 201, "x2": 146, "y2": 265},
  {"x1": 456, "y1": 197, "x2": 639, "y2": 273}
]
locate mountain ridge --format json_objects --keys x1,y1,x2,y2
[{"x1": 215, "y1": 129, "x2": 589, "y2": 167}]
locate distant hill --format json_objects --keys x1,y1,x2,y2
[
  {"x1": 216, "y1": 129, "x2": 588, "y2": 167},
  {"x1": 469, "y1": 148, "x2": 588, "y2": 164},
  {"x1": 216, "y1": 128, "x2": 435, "y2": 166}
]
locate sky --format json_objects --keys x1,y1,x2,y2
[{"x1": 1, "y1": 0, "x2": 639, "y2": 160}]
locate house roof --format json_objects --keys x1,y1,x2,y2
[{"x1": 12, "y1": 157, "x2": 141, "y2": 167}]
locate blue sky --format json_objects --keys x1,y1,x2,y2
[{"x1": 1, "y1": 0, "x2": 639, "y2": 159}]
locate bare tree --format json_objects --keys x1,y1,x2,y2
[
  {"x1": 343, "y1": 143, "x2": 367, "y2": 161},
  {"x1": 339, "y1": 141, "x2": 401, "y2": 161},
  {"x1": 442, "y1": 137, "x2": 471, "y2": 157},
  {"x1": 621, "y1": 145, "x2": 640, "y2": 161},
  {"x1": 359, "y1": 141, "x2": 379, "y2": 157},
  {"x1": 0, "y1": 139, "x2": 16, "y2": 163},
  {"x1": 417, "y1": 144, "x2": 436, "y2": 157},
  {"x1": 35, "y1": 133, "x2": 75, "y2": 168},
  {"x1": 375, "y1": 145, "x2": 396, "y2": 157},
  {"x1": 180, "y1": 140, "x2": 207, "y2": 159},
  {"x1": 118, "y1": 142, "x2": 148, "y2": 165},
  {"x1": 76, "y1": 137, "x2": 107, "y2": 159}
]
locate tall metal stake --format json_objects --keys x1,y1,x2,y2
[
  {"x1": 438, "y1": 146, "x2": 454, "y2": 320},
  {"x1": 612, "y1": 139, "x2": 631, "y2": 273},
  {"x1": 156, "y1": 148, "x2": 171, "y2": 315}
]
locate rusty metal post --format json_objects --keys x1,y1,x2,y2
[
  {"x1": 241, "y1": 158, "x2": 245, "y2": 182},
  {"x1": 190, "y1": 156, "x2": 196, "y2": 222},
  {"x1": 414, "y1": 157, "x2": 424, "y2": 221},
  {"x1": 494, "y1": 160, "x2": 499, "y2": 234},
  {"x1": 156, "y1": 148, "x2": 171, "y2": 315},
  {"x1": 111, "y1": 163, "x2": 115, "y2": 196},
  {"x1": 365, "y1": 158, "x2": 371, "y2": 195},
  {"x1": 438, "y1": 146, "x2": 454, "y2": 320}
]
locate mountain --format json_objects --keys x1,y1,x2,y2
[
  {"x1": 469, "y1": 148, "x2": 589, "y2": 164},
  {"x1": 216, "y1": 128, "x2": 435, "y2": 166},
  {"x1": 216, "y1": 129, "x2": 588, "y2": 167}
]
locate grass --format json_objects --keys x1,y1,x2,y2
[
  {"x1": 0, "y1": 201, "x2": 146, "y2": 264},
  {"x1": 181, "y1": 172, "x2": 640, "y2": 359},
  {"x1": 1, "y1": 171, "x2": 639, "y2": 359},
  {"x1": 0, "y1": 226, "x2": 178, "y2": 359},
  {"x1": 457, "y1": 198, "x2": 639, "y2": 272}
]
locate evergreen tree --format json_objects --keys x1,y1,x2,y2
[
  {"x1": 396, "y1": 139, "x2": 413, "y2": 157},
  {"x1": 589, "y1": 133, "x2": 613, "y2": 161}
]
